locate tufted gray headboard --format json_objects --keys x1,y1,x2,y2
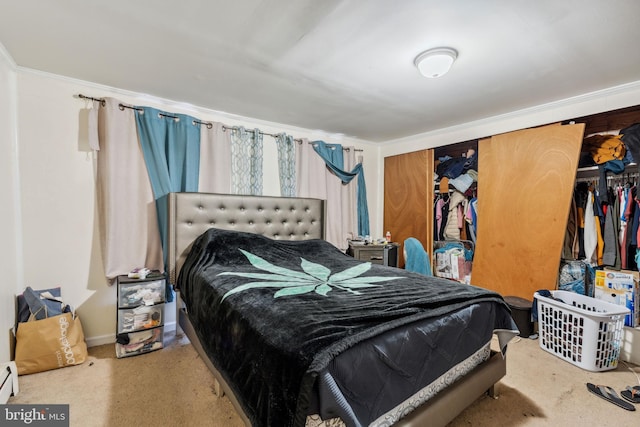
[{"x1": 165, "y1": 192, "x2": 326, "y2": 285}]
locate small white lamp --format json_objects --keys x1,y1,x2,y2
[{"x1": 414, "y1": 47, "x2": 458, "y2": 78}]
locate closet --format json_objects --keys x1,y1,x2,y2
[
  {"x1": 384, "y1": 106, "x2": 640, "y2": 300},
  {"x1": 432, "y1": 140, "x2": 478, "y2": 283},
  {"x1": 383, "y1": 140, "x2": 476, "y2": 270},
  {"x1": 564, "y1": 105, "x2": 640, "y2": 271},
  {"x1": 384, "y1": 123, "x2": 585, "y2": 299}
]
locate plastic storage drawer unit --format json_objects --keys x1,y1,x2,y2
[{"x1": 116, "y1": 275, "x2": 166, "y2": 358}]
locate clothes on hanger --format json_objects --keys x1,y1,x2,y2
[{"x1": 567, "y1": 175, "x2": 639, "y2": 270}]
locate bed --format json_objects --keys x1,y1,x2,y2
[{"x1": 166, "y1": 192, "x2": 518, "y2": 427}]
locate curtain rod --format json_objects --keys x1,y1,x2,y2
[
  {"x1": 221, "y1": 125, "x2": 363, "y2": 152},
  {"x1": 77, "y1": 94, "x2": 363, "y2": 152},
  {"x1": 78, "y1": 93, "x2": 105, "y2": 106},
  {"x1": 221, "y1": 124, "x2": 298, "y2": 141}
]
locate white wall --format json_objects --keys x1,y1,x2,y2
[
  {"x1": 0, "y1": 46, "x2": 21, "y2": 361},
  {"x1": 15, "y1": 70, "x2": 377, "y2": 346}
]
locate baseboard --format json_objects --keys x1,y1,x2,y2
[{"x1": 84, "y1": 322, "x2": 176, "y2": 348}]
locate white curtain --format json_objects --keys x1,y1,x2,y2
[
  {"x1": 96, "y1": 98, "x2": 163, "y2": 281},
  {"x1": 341, "y1": 148, "x2": 358, "y2": 243},
  {"x1": 199, "y1": 122, "x2": 232, "y2": 193},
  {"x1": 295, "y1": 139, "x2": 357, "y2": 250}
]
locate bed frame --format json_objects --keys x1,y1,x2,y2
[{"x1": 166, "y1": 192, "x2": 506, "y2": 427}]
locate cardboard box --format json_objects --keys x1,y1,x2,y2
[
  {"x1": 594, "y1": 269, "x2": 639, "y2": 327},
  {"x1": 435, "y1": 248, "x2": 471, "y2": 284},
  {"x1": 435, "y1": 251, "x2": 452, "y2": 279}
]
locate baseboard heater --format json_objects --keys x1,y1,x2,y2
[{"x1": 0, "y1": 362, "x2": 19, "y2": 404}]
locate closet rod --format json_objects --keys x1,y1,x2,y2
[
  {"x1": 77, "y1": 94, "x2": 363, "y2": 152},
  {"x1": 575, "y1": 174, "x2": 639, "y2": 184}
]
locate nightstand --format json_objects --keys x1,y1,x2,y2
[
  {"x1": 115, "y1": 274, "x2": 165, "y2": 358},
  {"x1": 347, "y1": 243, "x2": 399, "y2": 267}
]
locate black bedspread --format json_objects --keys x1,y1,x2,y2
[{"x1": 178, "y1": 228, "x2": 514, "y2": 427}]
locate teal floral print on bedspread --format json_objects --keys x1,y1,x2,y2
[{"x1": 220, "y1": 249, "x2": 404, "y2": 300}]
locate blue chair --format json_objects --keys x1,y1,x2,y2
[{"x1": 403, "y1": 238, "x2": 432, "y2": 276}]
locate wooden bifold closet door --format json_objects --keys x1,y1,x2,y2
[
  {"x1": 384, "y1": 149, "x2": 434, "y2": 268},
  {"x1": 471, "y1": 123, "x2": 585, "y2": 300}
]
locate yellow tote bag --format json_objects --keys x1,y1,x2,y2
[{"x1": 15, "y1": 312, "x2": 88, "y2": 375}]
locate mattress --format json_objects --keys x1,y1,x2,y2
[
  {"x1": 308, "y1": 303, "x2": 502, "y2": 427},
  {"x1": 306, "y1": 342, "x2": 491, "y2": 427}
]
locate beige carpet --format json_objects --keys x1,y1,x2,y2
[{"x1": 8, "y1": 332, "x2": 640, "y2": 426}]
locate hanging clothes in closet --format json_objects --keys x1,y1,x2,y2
[
  {"x1": 566, "y1": 125, "x2": 640, "y2": 271},
  {"x1": 555, "y1": 119, "x2": 640, "y2": 299},
  {"x1": 433, "y1": 149, "x2": 478, "y2": 243}
]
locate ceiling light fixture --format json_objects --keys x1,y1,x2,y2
[{"x1": 414, "y1": 47, "x2": 458, "y2": 78}]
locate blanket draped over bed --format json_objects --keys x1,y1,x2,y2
[{"x1": 178, "y1": 228, "x2": 515, "y2": 427}]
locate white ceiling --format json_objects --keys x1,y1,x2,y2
[{"x1": 1, "y1": 0, "x2": 640, "y2": 142}]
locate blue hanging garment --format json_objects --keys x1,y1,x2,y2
[{"x1": 403, "y1": 238, "x2": 432, "y2": 276}]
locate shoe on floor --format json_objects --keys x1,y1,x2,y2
[
  {"x1": 587, "y1": 383, "x2": 636, "y2": 411},
  {"x1": 621, "y1": 385, "x2": 640, "y2": 404}
]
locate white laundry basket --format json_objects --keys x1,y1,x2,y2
[{"x1": 535, "y1": 290, "x2": 629, "y2": 372}]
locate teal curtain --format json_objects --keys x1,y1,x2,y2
[
  {"x1": 231, "y1": 127, "x2": 263, "y2": 195},
  {"x1": 312, "y1": 141, "x2": 370, "y2": 236},
  {"x1": 135, "y1": 107, "x2": 201, "y2": 300},
  {"x1": 275, "y1": 133, "x2": 296, "y2": 197}
]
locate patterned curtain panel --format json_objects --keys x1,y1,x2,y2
[
  {"x1": 231, "y1": 127, "x2": 263, "y2": 195},
  {"x1": 275, "y1": 133, "x2": 296, "y2": 197}
]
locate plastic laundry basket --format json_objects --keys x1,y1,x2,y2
[{"x1": 535, "y1": 290, "x2": 629, "y2": 372}]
